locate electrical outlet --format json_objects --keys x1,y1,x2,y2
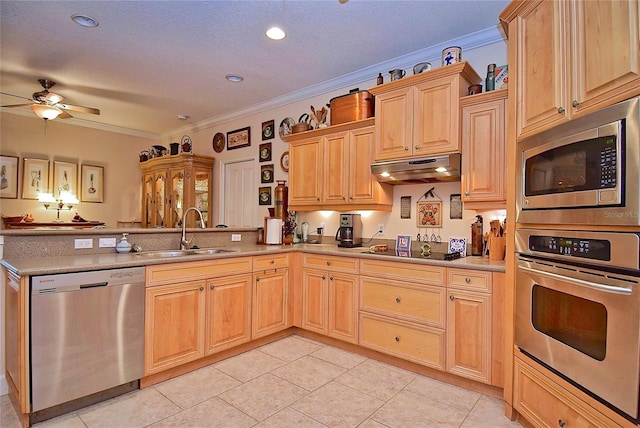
[
  {"x1": 74, "y1": 238, "x2": 93, "y2": 249},
  {"x1": 99, "y1": 237, "x2": 116, "y2": 248},
  {"x1": 378, "y1": 224, "x2": 385, "y2": 234},
  {"x1": 231, "y1": 234, "x2": 242, "y2": 242}
]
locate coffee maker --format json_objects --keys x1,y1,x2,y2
[{"x1": 335, "y1": 213, "x2": 363, "y2": 247}]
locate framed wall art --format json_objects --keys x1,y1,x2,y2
[
  {"x1": 416, "y1": 200, "x2": 442, "y2": 228},
  {"x1": 261, "y1": 164, "x2": 274, "y2": 183},
  {"x1": 280, "y1": 151, "x2": 289, "y2": 172},
  {"x1": 53, "y1": 161, "x2": 77, "y2": 195},
  {"x1": 227, "y1": 127, "x2": 251, "y2": 150},
  {"x1": 22, "y1": 158, "x2": 49, "y2": 199},
  {"x1": 262, "y1": 120, "x2": 275, "y2": 141},
  {"x1": 259, "y1": 143, "x2": 272, "y2": 162},
  {"x1": 259, "y1": 186, "x2": 271, "y2": 205},
  {"x1": 0, "y1": 155, "x2": 19, "y2": 199},
  {"x1": 80, "y1": 164, "x2": 104, "y2": 202}
]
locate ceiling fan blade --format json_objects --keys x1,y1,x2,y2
[
  {"x1": 1, "y1": 103, "x2": 31, "y2": 108},
  {"x1": 0, "y1": 91, "x2": 33, "y2": 102},
  {"x1": 59, "y1": 110, "x2": 74, "y2": 119},
  {"x1": 58, "y1": 103, "x2": 100, "y2": 115}
]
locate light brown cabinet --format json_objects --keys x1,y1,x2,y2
[
  {"x1": 140, "y1": 153, "x2": 214, "y2": 228},
  {"x1": 460, "y1": 89, "x2": 507, "y2": 209},
  {"x1": 252, "y1": 254, "x2": 290, "y2": 339},
  {"x1": 368, "y1": 62, "x2": 481, "y2": 160},
  {"x1": 285, "y1": 119, "x2": 392, "y2": 211},
  {"x1": 501, "y1": 0, "x2": 640, "y2": 138},
  {"x1": 4, "y1": 268, "x2": 29, "y2": 416}
]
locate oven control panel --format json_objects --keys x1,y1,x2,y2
[{"x1": 529, "y1": 235, "x2": 611, "y2": 261}]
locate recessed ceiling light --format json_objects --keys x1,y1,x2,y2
[
  {"x1": 225, "y1": 74, "x2": 244, "y2": 82},
  {"x1": 71, "y1": 14, "x2": 99, "y2": 28},
  {"x1": 266, "y1": 27, "x2": 286, "y2": 40},
  {"x1": 178, "y1": 115, "x2": 190, "y2": 121}
]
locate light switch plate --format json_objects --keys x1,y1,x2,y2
[
  {"x1": 99, "y1": 237, "x2": 117, "y2": 248},
  {"x1": 74, "y1": 238, "x2": 93, "y2": 249},
  {"x1": 231, "y1": 234, "x2": 241, "y2": 242}
]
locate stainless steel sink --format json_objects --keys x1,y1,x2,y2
[{"x1": 132, "y1": 248, "x2": 236, "y2": 258}]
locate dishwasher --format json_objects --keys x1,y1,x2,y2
[{"x1": 30, "y1": 266, "x2": 145, "y2": 419}]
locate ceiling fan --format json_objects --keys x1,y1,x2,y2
[{"x1": 1, "y1": 79, "x2": 100, "y2": 121}]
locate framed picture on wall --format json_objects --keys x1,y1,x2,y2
[
  {"x1": 80, "y1": 164, "x2": 104, "y2": 202},
  {"x1": 227, "y1": 127, "x2": 251, "y2": 150},
  {"x1": 259, "y1": 143, "x2": 272, "y2": 162},
  {"x1": 22, "y1": 158, "x2": 49, "y2": 199},
  {"x1": 416, "y1": 200, "x2": 442, "y2": 228},
  {"x1": 262, "y1": 120, "x2": 275, "y2": 141},
  {"x1": 0, "y1": 155, "x2": 19, "y2": 199},
  {"x1": 53, "y1": 161, "x2": 78, "y2": 195},
  {"x1": 261, "y1": 164, "x2": 274, "y2": 183},
  {"x1": 259, "y1": 186, "x2": 271, "y2": 205}
]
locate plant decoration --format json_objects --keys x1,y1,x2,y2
[{"x1": 283, "y1": 210, "x2": 297, "y2": 238}]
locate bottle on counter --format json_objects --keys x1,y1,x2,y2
[
  {"x1": 485, "y1": 64, "x2": 496, "y2": 91},
  {"x1": 471, "y1": 215, "x2": 484, "y2": 256}
]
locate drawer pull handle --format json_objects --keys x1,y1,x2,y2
[
  {"x1": 558, "y1": 420, "x2": 566, "y2": 428},
  {"x1": 322, "y1": 275, "x2": 326, "y2": 280},
  {"x1": 326, "y1": 261, "x2": 331, "y2": 266},
  {"x1": 270, "y1": 260, "x2": 275, "y2": 264},
  {"x1": 395, "y1": 336, "x2": 400, "y2": 342},
  {"x1": 395, "y1": 297, "x2": 401, "y2": 303},
  {"x1": 572, "y1": 100, "x2": 579, "y2": 108},
  {"x1": 404, "y1": 146, "x2": 409, "y2": 151},
  {"x1": 449, "y1": 295, "x2": 455, "y2": 300},
  {"x1": 557, "y1": 106, "x2": 565, "y2": 114},
  {"x1": 465, "y1": 277, "x2": 471, "y2": 283}
]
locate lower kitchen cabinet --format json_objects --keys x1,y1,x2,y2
[
  {"x1": 205, "y1": 273, "x2": 252, "y2": 355},
  {"x1": 145, "y1": 280, "x2": 206, "y2": 374},
  {"x1": 252, "y1": 254, "x2": 290, "y2": 339},
  {"x1": 4, "y1": 268, "x2": 29, "y2": 414}
]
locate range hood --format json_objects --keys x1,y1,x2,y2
[{"x1": 371, "y1": 153, "x2": 461, "y2": 185}]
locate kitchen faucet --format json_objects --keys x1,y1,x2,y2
[{"x1": 181, "y1": 207, "x2": 206, "y2": 250}]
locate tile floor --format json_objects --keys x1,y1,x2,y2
[{"x1": 1, "y1": 335, "x2": 521, "y2": 428}]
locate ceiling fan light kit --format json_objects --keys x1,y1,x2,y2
[{"x1": 31, "y1": 104, "x2": 62, "y2": 120}]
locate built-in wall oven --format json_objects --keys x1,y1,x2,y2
[
  {"x1": 517, "y1": 96, "x2": 639, "y2": 226},
  {"x1": 515, "y1": 229, "x2": 640, "y2": 420}
]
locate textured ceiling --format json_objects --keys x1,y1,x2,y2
[{"x1": 0, "y1": 0, "x2": 508, "y2": 138}]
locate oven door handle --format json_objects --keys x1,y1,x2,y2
[{"x1": 519, "y1": 265, "x2": 633, "y2": 295}]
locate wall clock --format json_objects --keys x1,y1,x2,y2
[{"x1": 212, "y1": 132, "x2": 225, "y2": 153}]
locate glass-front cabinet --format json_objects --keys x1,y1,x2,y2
[{"x1": 140, "y1": 154, "x2": 214, "y2": 228}]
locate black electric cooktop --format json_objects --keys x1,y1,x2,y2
[{"x1": 362, "y1": 249, "x2": 461, "y2": 261}]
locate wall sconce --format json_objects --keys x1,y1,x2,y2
[
  {"x1": 31, "y1": 104, "x2": 63, "y2": 121},
  {"x1": 38, "y1": 190, "x2": 79, "y2": 221}
]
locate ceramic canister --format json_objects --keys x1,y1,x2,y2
[{"x1": 442, "y1": 46, "x2": 462, "y2": 66}]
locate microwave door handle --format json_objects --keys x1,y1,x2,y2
[{"x1": 519, "y1": 265, "x2": 633, "y2": 295}]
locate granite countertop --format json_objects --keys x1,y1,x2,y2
[{"x1": 1, "y1": 243, "x2": 505, "y2": 276}]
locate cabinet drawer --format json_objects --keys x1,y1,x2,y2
[
  {"x1": 253, "y1": 253, "x2": 289, "y2": 271},
  {"x1": 303, "y1": 254, "x2": 359, "y2": 274},
  {"x1": 360, "y1": 312, "x2": 444, "y2": 370},
  {"x1": 514, "y1": 356, "x2": 622, "y2": 428},
  {"x1": 448, "y1": 268, "x2": 491, "y2": 293},
  {"x1": 146, "y1": 257, "x2": 252, "y2": 287},
  {"x1": 360, "y1": 259, "x2": 445, "y2": 285},
  {"x1": 360, "y1": 277, "x2": 445, "y2": 328}
]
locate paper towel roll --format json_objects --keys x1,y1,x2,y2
[{"x1": 265, "y1": 218, "x2": 283, "y2": 244}]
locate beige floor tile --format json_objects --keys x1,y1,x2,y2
[
  {"x1": 310, "y1": 345, "x2": 368, "y2": 369},
  {"x1": 259, "y1": 335, "x2": 323, "y2": 361},
  {"x1": 461, "y1": 395, "x2": 520, "y2": 428},
  {"x1": 255, "y1": 407, "x2": 328, "y2": 428},
  {"x1": 372, "y1": 389, "x2": 468, "y2": 428},
  {"x1": 272, "y1": 355, "x2": 346, "y2": 391},
  {"x1": 1, "y1": 395, "x2": 23, "y2": 428},
  {"x1": 32, "y1": 412, "x2": 86, "y2": 428},
  {"x1": 154, "y1": 364, "x2": 241, "y2": 409},
  {"x1": 293, "y1": 381, "x2": 384, "y2": 428},
  {"x1": 76, "y1": 387, "x2": 180, "y2": 428},
  {"x1": 149, "y1": 396, "x2": 257, "y2": 428},
  {"x1": 335, "y1": 359, "x2": 416, "y2": 401},
  {"x1": 404, "y1": 376, "x2": 481, "y2": 415},
  {"x1": 214, "y1": 349, "x2": 286, "y2": 382},
  {"x1": 357, "y1": 419, "x2": 390, "y2": 428},
  {"x1": 218, "y1": 373, "x2": 307, "y2": 421}
]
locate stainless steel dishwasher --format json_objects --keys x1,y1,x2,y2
[{"x1": 30, "y1": 266, "x2": 145, "y2": 415}]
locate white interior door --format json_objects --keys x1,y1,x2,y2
[{"x1": 222, "y1": 159, "x2": 255, "y2": 227}]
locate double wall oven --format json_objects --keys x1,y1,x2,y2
[{"x1": 515, "y1": 96, "x2": 640, "y2": 421}]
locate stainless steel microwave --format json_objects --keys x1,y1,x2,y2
[{"x1": 517, "y1": 96, "x2": 640, "y2": 226}]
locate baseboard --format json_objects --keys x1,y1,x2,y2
[{"x1": 1, "y1": 374, "x2": 8, "y2": 396}]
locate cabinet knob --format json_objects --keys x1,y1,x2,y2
[
  {"x1": 465, "y1": 277, "x2": 471, "y2": 283},
  {"x1": 270, "y1": 260, "x2": 275, "y2": 264},
  {"x1": 558, "y1": 420, "x2": 567, "y2": 428},
  {"x1": 449, "y1": 295, "x2": 455, "y2": 300},
  {"x1": 464, "y1": 191, "x2": 470, "y2": 196},
  {"x1": 572, "y1": 100, "x2": 580, "y2": 108},
  {"x1": 330, "y1": 276, "x2": 334, "y2": 281},
  {"x1": 342, "y1": 196, "x2": 346, "y2": 201},
  {"x1": 414, "y1": 145, "x2": 419, "y2": 150},
  {"x1": 317, "y1": 197, "x2": 320, "y2": 201},
  {"x1": 557, "y1": 106, "x2": 565, "y2": 114},
  {"x1": 326, "y1": 261, "x2": 331, "y2": 266},
  {"x1": 199, "y1": 286, "x2": 204, "y2": 291},
  {"x1": 256, "y1": 278, "x2": 260, "y2": 282},
  {"x1": 210, "y1": 285, "x2": 214, "y2": 290},
  {"x1": 349, "y1": 196, "x2": 353, "y2": 200},
  {"x1": 322, "y1": 275, "x2": 326, "y2": 280},
  {"x1": 395, "y1": 297, "x2": 401, "y2": 303},
  {"x1": 395, "y1": 336, "x2": 400, "y2": 342},
  {"x1": 404, "y1": 146, "x2": 409, "y2": 151}
]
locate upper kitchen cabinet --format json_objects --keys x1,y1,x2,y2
[
  {"x1": 368, "y1": 62, "x2": 481, "y2": 161},
  {"x1": 284, "y1": 119, "x2": 392, "y2": 211},
  {"x1": 500, "y1": 0, "x2": 640, "y2": 139},
  {"x1": 140, "y1": 154, "x2": 214, "y2": 228}
]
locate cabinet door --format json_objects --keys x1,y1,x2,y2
[
  {"x1": 515, "y1": 0, "x2": 569, "y2": 137},
  {"x1": 252, "y1": 268, "x2": 289, "y2": 339},
  {"x1": 374, "y1": 86, "x2": 413, "y2": 160},
  {"x1": 349, "y1": 127, "x2": 378, "y2": 204},
  {"x1": 142, "y1": 172, "x2": 155, "y2": 228},
  {"x1": 154, "y1": 171, "x2": 168, "y2": 228},
  {"x1": 446, "y1": 289, "x2": 491, "y2": 384},
  {"x1": 289, "y1": 138, "x2": 323, "y2": 205},
  {"x1": 323, "y1": 132, "x2": 349, "y2": 204},
  {"x1": 301, "y1": 269, "x2": 328, "y2": 335},
  {"x1": 414, "y1": 75, "x2": 461, "y2": 154},
  {"x1": 169, "y1": 168, "x2": 184, "y2": 229},
  {"x1": 205, "y1": 274, "x2": 252, "y2": 355},
  {"x1": 5, "y1": 270, "x2": 28, "y2": 413},
  {"x1": 145, "y1": 280, "x2": 206, "y2": 374},
  {"x1": 572, "y1": 0, "x2": 640, "y2": 115},
  {"x1": 461, "y1": 97, "x2": 506, "y2": 204},
  {"x1": 328, "y1": 272, "x2": 358, "y2": 344},
  {"x1": 193, "y1": 167, "x2": 212, "y2": 227}
]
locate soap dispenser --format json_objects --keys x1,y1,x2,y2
[{"x1": 116, "y1": 233, "x2": 132, "y2": 254}]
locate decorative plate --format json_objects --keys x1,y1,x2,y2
[
  {"x1": 212, "y1": 132, "x2": 225, "y2": 153},
  {"x1": 280, "y1": 151, "x2": 289, "y2": 172},
  {"x1": 279, "y1": 117, "x2": 295, "y2": 138}
]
